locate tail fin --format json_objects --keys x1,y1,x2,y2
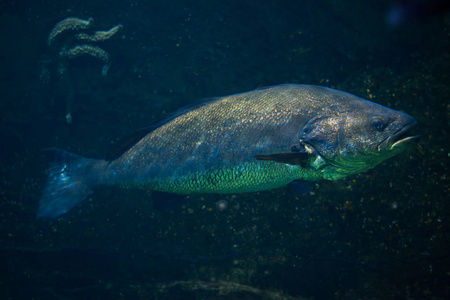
[{"x1": 37, "y1": 149, "x2": 96, "y2": 220}]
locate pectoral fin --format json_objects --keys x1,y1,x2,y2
[{"x1": 253, "y1": 152, "x2": 309, "y2": 166}]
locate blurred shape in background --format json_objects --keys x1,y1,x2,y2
[{"x1": 386, "y1": 0, "x2": 450, "y2": 27}]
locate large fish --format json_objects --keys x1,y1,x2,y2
[{"x1": 38, "y1": 84, "x2": 419, "y2": 219}]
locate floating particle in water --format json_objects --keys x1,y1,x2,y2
[{"x1": 216, "y1": 200, "x2": 228, "y2": 212}]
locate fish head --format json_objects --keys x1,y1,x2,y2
[{"x1": 299, "y1": 100, "x2": 419, "y2": 179}]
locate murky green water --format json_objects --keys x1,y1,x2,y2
[{"x1": 0, "y1": 0, "x2": 448, "y2": 299}]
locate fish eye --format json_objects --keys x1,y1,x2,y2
[
  {"x1": 302, "y1": 126, "x2": 312, "y2": 134},
  {"x1": 371, "y1": 117, "x2": 385, "y2": 131}
]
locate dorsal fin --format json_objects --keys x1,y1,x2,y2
[
  {"x1": 105, "y1": 97, "x2": 222, "y2": 162},
  {"x1": 105, "y1": 127, "x2": 151, "y2": 161}
]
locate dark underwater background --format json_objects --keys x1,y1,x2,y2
[{"x1": 0, "y1": 0, "x2": 449, "y2": 299}]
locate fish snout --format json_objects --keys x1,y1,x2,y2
[{"x1": 387, "y1": 113, "x2": 420, "y2": 151}]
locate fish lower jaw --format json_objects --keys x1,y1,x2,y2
[{"x1": 390, "y1": 135, "x2": 420, "y2": 150}]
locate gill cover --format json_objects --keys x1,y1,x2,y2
[{"x1": 299, "y1": 114, "x2": 341, "y2": 161}]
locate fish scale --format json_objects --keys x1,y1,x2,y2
[{"x1": 106, "y1": 86, "x2": 308, "y2": 192}]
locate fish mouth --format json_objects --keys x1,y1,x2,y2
[{"x1": 378, "y1": 120, "x2": 420, "y2": 151}]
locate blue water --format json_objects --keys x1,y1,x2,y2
[{"x1": 0, "y1": 0, "x2": 448, "y2": 299}]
